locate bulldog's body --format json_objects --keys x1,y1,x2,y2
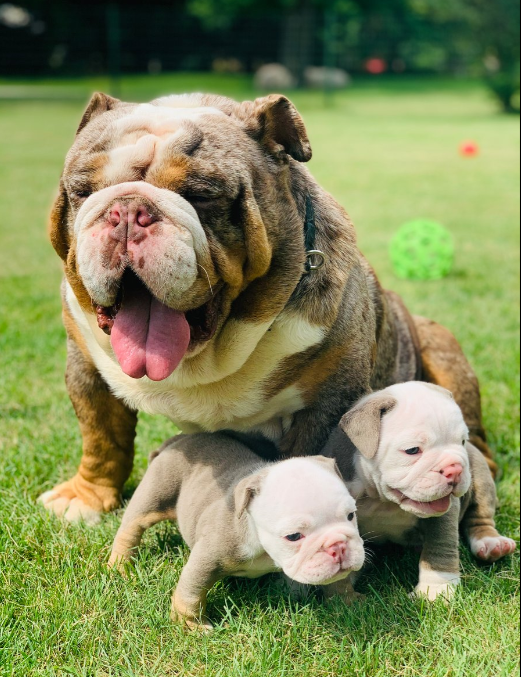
[
  {"x1": 109, "y1": 433, "x2": 365, "y2": 629},
  {"x1": 324, "y1": 383, "x2": 516, "y2": 601},
  {"x1": 41, "y1": 91, "x2": 496, "y2": 524}
]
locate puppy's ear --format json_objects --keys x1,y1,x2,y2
[
  {"x1": 309, "y1": 456, "x2": 344, "y2": 481},
  {"x1": 237, "y1": 95, "x2": 312, "y2": 162},
  {"x1": 234, "y1": 469, "x2": 269, "y2": 519},
  {"x1": 340, "y1": 393, "x2": 398, "y2": 459},
  {"x1": 77, "y1": 92, "x2": 121, "y2": 135}
]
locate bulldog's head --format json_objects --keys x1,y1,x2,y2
[
  {"x1": 340, "y1": 382, "x2": 472, "y2": 518},
  {"x1": 235, "y1": 456, "x2": 365, "y2": 586},
  {"x1": 51, "y1": 92, "x2": 312, "y2": 381}
]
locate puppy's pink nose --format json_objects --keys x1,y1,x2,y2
[
  {"x1": 326, "y1": 542, "x2": 347, "y2": 562},
  {"x1": 441, "y1": 463, "x2": 463, "y2": 485}
]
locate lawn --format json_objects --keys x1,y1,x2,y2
[{"x1": 0, "y1": 74, "x2": 519, "y2": 677}]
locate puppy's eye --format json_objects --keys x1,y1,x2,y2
[
  {"x1": 347, "y1": 513, "x2": 355, "y2": 522},
  {"x1": 462, "y1": 440, "x2": 467, "y2": 447},
  {"x1": 404, "y1": 447, "x2": 422, "y2": 456},
  {"x1": 285, "y1": 533, "x2": 304, "y2": 543}
]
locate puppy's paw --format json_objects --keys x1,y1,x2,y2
[
  {"x1": 38, "y1": 475, "x2": 120, "y2": 525},
  {"x1": 413, "y1": 571, "x2": 460, "y2": 603},
  {"x1": 470, "y1": 536, "x2": 517, "y2": 563},
  {"x1": 340, "y1": 590, "x2": 366, "y2": 606},
  {"x1": 171, "y1": 609, "x2": 214, "y2": 633}
]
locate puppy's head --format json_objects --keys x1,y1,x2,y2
[
  {"x1": 340, "y1": 382, "x2": 472, "y2": 518},
  {"x1": 235, "y1": 456, "x2": 365, "y2": 586}
]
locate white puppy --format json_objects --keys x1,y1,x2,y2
[
  {"x1": 324, "y1": 382, "x2": 516, "y2": 601},
  {"x1": 109, "y1": 433, "x2": 365, "y2": 629}
]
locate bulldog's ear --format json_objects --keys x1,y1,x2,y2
[
  {"x1": 309, "y1": 456, "x2": 344, "y2": 481},
  {"x1": 339, "y1": 393, "x2": 398, "y2": 459},
  {"x1": 238, "y1": 95, "x2": 312, "y2": 162},
  {"x1": 77, "y1": 92, "x2": 121, "y2": 135},
  {"x1": 234, "y1": 469, "x2": 268, "y2": 519},
  {"x1": 49, "y1": 178, "x2": 70, "y2": 261}
]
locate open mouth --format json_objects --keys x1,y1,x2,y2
[
  {"x1": 93, "y1": 270, "x2": 222, "y2": 382},
  {"x1": 391, "y1": 489, "x2": 453, "y2": 516}
]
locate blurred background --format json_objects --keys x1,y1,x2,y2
[{"x1": 0, "y1": 0, "x2": 519, "y2": 112}]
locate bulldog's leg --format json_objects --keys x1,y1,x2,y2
[
  {"x1": 414, "y1": 316, "x2": 497, "y2": 477},
  {"x1": 415, "y1": 500, "x2": 461, "y2": 602},
  {"x1": 462, "y1": 444, "x2": 517, "y2": 562},
  {"x1": 171, "y1": 542, "x2": 221, "y2": 632},
  {"x1": 39, "y1": 337, "x2": 137, "y2": 524}
]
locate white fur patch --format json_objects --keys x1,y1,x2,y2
[
  {"x1": 100, "y1": 100, "x2": 225, "y2": 184},
  {"x1": 414, "y1": 566, "x2": 460, "y2": 602},
  {"x1": 65, "y1": 283, "x2": 325, "y2": 436},
  {"x1": 232, "y1": 553, "x2": 280, "y2": 579},
  {"x1": 354, "y1": 496, "x2": 419, "y2": 544},
  {"x1": 74, "y1": 181, "x2": 209, "y2": 258},
  {"x1": 120, "y1": 102, "x2": 226, "y2": 133},
  {"x1": 470, "y1": 535, "x2": 517, "y2": 562}
]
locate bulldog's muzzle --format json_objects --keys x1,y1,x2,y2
[{"x1": 74, "y1": 181, "x2": 219, "y2": 381}]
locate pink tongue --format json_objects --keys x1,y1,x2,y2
[
  {"x1": 426, "y1": 495, "x2": 452, "y2": 513},
  {"x1": 111, "y1": 283, "x2": 191, "y2": 382}
]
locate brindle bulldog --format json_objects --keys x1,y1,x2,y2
[{"x1": 40, "y1": 92, "x2": 496, "y2": 525}]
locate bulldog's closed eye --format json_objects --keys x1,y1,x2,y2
[
  {"x1": 285, "y1": 533, "x2": 304, "y2": 542},
  {"x1": 404, "y1": 447, "x2": 422, "y2": 456},
  {"x1": 184, "y1": 192, "x2": 224, "y2": 207},
  {"x1": 73, "y1": 189, "x2": 92, "y2": 200}
]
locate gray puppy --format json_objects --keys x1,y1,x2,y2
[
  {"x1": 109, "y1": 433, "x2": 365, "y2": 629},
  {"x1": 323, "y1": 382, "x2": 516, "y2": 601}
]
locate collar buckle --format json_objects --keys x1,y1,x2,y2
[{"x1": 304, "y1": 249, "x2": 328, "y2": 275}]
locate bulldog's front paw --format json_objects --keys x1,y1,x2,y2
[
  {"x1": 413, "y1": 571, "x2": 460, "y2": 602},
  {"x1": 38, "y1": 474, "x2": 120, "y2": 525},
  {"x1": 470, "y1": 536, "x2": 517, "y2": 563}
]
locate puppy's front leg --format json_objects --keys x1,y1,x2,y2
[
  {"x1": 462, "y1": 443, "x2": 517, "y2": 562},
  {"x1": 171, "y1": 542, "x2": 221, "y2": 632},
  {"x1": 322, "y1": 574, "x2": 364, "y2": 605},
  {"x1": 415, "y1": 500, "x2": 461, "y2": 602}
]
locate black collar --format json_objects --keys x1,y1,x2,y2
[
  {"x1": 303, "y1": 194, "x2": 327, "y2": 275},
  {"x1": 304, "y1": 194, "x2": 317, "y2": 254}
]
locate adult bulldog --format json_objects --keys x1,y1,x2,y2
[{"x1": 41, "y1": 92, "x2": 496, "y2": 524}]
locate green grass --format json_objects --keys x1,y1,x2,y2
[{"x1": 0, "y1": 74, "x2": 519, "y2": 677}]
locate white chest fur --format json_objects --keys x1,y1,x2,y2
[
  {"x1": 355, "y1": 496, "x2": 420, "y2": 545},
  {"x1": 66, "y1": 283, "x2": 325, "y2": 439},
  {"x1": 232, "y1": 552, "x2": 280, "y2": 579}
]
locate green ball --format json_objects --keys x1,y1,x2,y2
[{"x1": 390, "y1": 220, "x2": 455, "y2": 281}]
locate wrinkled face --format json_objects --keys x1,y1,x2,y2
[
  {"x1": 52, "y1": 93, "x2": 311, "y2": 382},
  {"x1": 249, "y1": 459, "x2": 365, "y2": 586},
  {"x1": 363, "y1": 383, "x2": 472, "y2": 517}
]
